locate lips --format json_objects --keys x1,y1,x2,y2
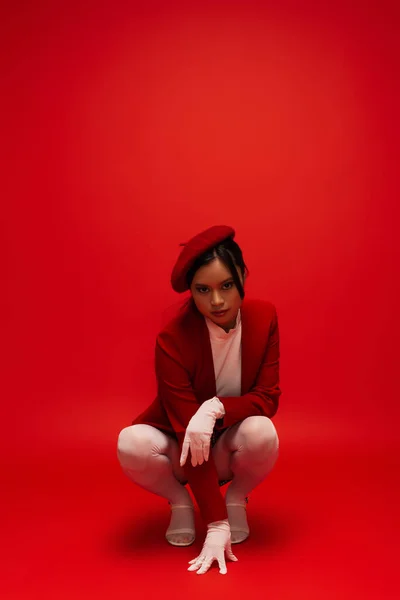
[{"x1": 212, "y1": 310, "x2": 228, "y2": 317}]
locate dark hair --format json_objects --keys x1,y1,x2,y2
[{"x1": 185, "y1": 236, "x2": 249, "y2": 299}]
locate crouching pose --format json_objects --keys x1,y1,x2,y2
[{"x1": 117, "y1": 225, "x2": 281, "y2": 575}]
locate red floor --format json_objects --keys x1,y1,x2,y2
[
  {"x1": 3, "y1": 1, "x2": 399, "y2": 597},
  {"x1": 3, "y1": 436, "x2": 398, "y2": 599}
]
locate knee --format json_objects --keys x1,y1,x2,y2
[
  {"x1": 239, "y1": 416, "x2": 279, "y2": 457},
  {"x1": 117, "y1": 425, "x2": 152, "y2": 470},
  {"x1": 117, "y1": 426, "x2": 133, "y2": 456}
]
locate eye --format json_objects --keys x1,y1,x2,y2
[{"x1": 195, "y1": 282, "x2": 234, "y2": 294}]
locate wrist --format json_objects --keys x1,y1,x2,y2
[
  {"x1": 209, "y1": 396, "x2": 225, "y2": 419},
  {"x1": 207, "y1": 518, "x2": 229, "y2": 529}
]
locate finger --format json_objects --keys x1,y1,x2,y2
[
  {"x1": 203, "y1": 441, "x2": 210, "y2": 462},
  {"x1": 191, "y1": 445, "x2": 198, "y2": 467},
  {"x1": 196, "y1": 445, "x2": 204, "y2": 466},
  {"x1": 180, "y1": 440, "x2": 189, "y2": 467},
  {"x1": 196, "y1": 558, "x2": 214, "y2": 575},
  {"x1": 191, "y1": 444, "x2": 202, "y2": 467},
  {"x1": 188, "y1": 559, "x2": 204, "y2": 572},
  {"x1": 188, "y1": 553, "x2": 205, "y2": 569},
  {"x1": 226, "y1": 543, "x2": 239, "y2": 562},
  {"x1": 218, "y1": 555, "x2": 227, "y2": 575}
]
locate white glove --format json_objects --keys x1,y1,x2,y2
[
  {"x1": 180, "y1": 397, "x2": 225, "y2": 467},
  {"x1": 188, "y1": 519, "x2": 238, "y2": 575}
]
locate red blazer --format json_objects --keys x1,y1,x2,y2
[{"x1": 132, "y1": 295, "x2": 281, "y2": 524}]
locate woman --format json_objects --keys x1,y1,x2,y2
[{"x1": 117, "y1": 225, "x2": 281, "y2": 575}]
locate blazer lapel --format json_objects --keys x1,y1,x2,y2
[
  {"x1": 240, "y1": 296, "x2": 254, "y2": 395},
  {"x1": 188, "y1": 302, "x2": 217, "y2": 401}
]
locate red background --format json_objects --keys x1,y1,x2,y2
[{"x1": 2, "y1": 1, "x2": 399, "y2": 598}]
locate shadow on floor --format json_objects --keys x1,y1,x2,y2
[{"x1": 106, "y1": 504, "x2": 303, "y2": 557}]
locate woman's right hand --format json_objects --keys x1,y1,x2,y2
[
  {"x1": 187, "y1": 519, "x2": 238, "y2": 575},
  {"x1": 180, "y1": 397, "x2": 225, "y2": 467}
]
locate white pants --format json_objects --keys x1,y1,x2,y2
[{"x1": 117, "y1": 416, "x2": 279, "y2": 505}]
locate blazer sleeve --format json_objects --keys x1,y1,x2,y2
[
  {"x1": 216, "y1": 305, "x2": 281, "y2": 430},
  {"x1": 155, "y1": 333, "x2": 228, "y2": 525}
]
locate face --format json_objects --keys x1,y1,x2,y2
[{"x1": 190, "y1": 257, "x2": 244, "y2": 331}]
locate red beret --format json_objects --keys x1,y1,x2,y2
[{"x1": 171, "y1": 225, "x2": 236, "y2": 293}]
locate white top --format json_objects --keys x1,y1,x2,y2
[{"x1": 204, "y1": 309, "x2": 242, "y2": 397}]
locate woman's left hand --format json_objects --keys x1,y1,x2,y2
[{"x1": 187, "y1": 519, "x2": 238, "y2": 575}]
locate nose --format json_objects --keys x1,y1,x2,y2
[{"x1": 210, "y1": 290, "x2": 224, "y2": 308}]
